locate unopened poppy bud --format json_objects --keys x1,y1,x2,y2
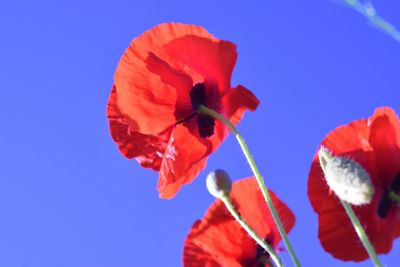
[
  {"x1": 206, "y1": 170, "x2": 232, "y2": 199},
  {"x1": 318, "y1": 147, "x2": 374, "y2": 205}
]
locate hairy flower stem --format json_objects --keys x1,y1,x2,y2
[
  {"x1": 220, "y1": 193, "x2": 283, "y2": 267},
  {"x1": 342, "y1": 0, "x2": 400, "y2": 43},
  {"x1": 319, "y1": 151, "x2": 382, "y2": 267},
  {"x1": 341, "y1": 201, "x2": 383, "y2": 267},
  {"x1": 198, "y1": 105, "x2": 301, "y2": 267}
]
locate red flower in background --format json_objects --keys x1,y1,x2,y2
[
  {"x1": 107, "y1": 23, "x2": 259, "y2": 199},
  {"x1": 308, "y1": 107, "x2": 400, "y2": 261},
  {"x1": 183, "y1": 177, "x2": 295, "y2": 267}
]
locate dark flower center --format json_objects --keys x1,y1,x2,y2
[
  {"x1": 190, "y1": 83, "x2": 206, "y2": 110},
  {"x1": 189, "y1": 82, "x2": 215, "y2": 138},
  {"x1": 377, "y1": 174, "x2": 400, "y2": 218},
  {"x1": 253, "y1": 237, "x2": 274, "y2": 267}
]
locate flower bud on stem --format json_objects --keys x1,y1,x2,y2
[
  {"x1": 206, "y1": 170, "x2": 232, "y2": 199},
  {"x1": 318, "y1": 147, "x2": 382, "y2": 267}
]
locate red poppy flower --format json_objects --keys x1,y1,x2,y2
[
  {"x1": 183, "y1": 177, "x2": 295, "y2": 266},
  {"x1": 107, "y1": 23, "x2": 259, "y2": 199},
  {"x1": 308, "y1": 107, "x2": 400, "y2": 261}
]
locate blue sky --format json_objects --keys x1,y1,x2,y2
[{"x1": 1, "y1": 0, "x2": 400, "y2": 266}]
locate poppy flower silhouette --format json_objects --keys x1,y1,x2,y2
[
  {"x1": 183, "y1": 177, "x2": 295, "y2": 266},
  {"x1": 107, "y1": 23, "x2": 259, "y2": 198},
  {"x1": 308, "y1": 107, "x2": 400, "y2": 261}
]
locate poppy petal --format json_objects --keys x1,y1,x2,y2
[
  {"x1": 114, "y1": 23, "x2": 219, "y2": 134},
  {"x1": 114, "y1": 55, "x2": 192, "y2": 134},
  {"x1": 222, "y1": 85, "x2": 260, "y2": 125},
  {"x1": 229, "y1": 178, "x2": 295, "y2": 247},
  {"x1": 317, "y1": 199, "x2": 367, "y2": 261},
  {"x1": 183, "y1": 177, "x2": 295, "y2": 266},
  {"x1": 368, "y1": 107, "x2": 400, "y2": 185},
  {"x1": 318, "y1": 196, "x2": 395, "y2": 261},
  {"x1": 183, "y1": 221, "x2": 244, "y2": 267},
  {"x1": 107, "y1": 86, "x2": 171, "y2": 170},
  {"x1": 157, "y1": 119, "x2": 211, "y2": 199},
  {"x1": 164, "y1": 33, "x2": 238, "y2": 98}
]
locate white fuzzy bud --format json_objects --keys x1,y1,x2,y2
[
  {"x1": 318, "y1": 147, "x2": 374, "y2": 205},
  {"x1": 206, "y1": 170, "x2": 232, "y2": 199}
]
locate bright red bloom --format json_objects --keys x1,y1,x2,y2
[
  {"x1": 308, "y1": 107, "x2": 400, "y2": 261},
  {"x1": 107, "y1": 23, "x2": 259, "y2": 199},
  {"x1": 183, "y1": 177, "x2": 295, "y2": 267}
]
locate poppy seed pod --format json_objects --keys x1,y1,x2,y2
[
  {"x1": 206, "y1": 170, "x2": 232, "y2": 199},
  {"x1": 318, "y1": 147, "x2": 375, "y2": 206}
]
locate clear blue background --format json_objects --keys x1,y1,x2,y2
[{"x1": 1, "y1": 0, "x2": 400, "y2": 266}]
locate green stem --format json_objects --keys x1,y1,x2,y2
[
  {"x1": 198, "y1": 105, "x2": 301, "y2": 267},
  {"x1": 342, "y1": 0, "x2": 400, "y2": 42},
  {"x1": 340, "y1": 201, "x2": 383, "y2": 267},
  {"x1": 220, "y1": 193, "x2": 283, "y2": 267},
  {"x1": 388, "y1": 191, "x2": 400, "y2": 203}
]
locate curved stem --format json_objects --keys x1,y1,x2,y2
[
  {"x1": 340, "y1": 201, "x2": 383, "y2": 267},
  {"x1": 198, "y1": 105, "x2": 301, "y2": 267},
  {"x1": 220, "y1": 193, "x2": 283, "y2": 267}
]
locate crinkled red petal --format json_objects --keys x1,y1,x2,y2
[
  {"x1": 229, "y1": 178, "x2": 295, "y2": 248},
  {"x1": 114, "y1": 23, "x2": 238, "y2": 134},
  {"x1": 369, "y1": 107, "x2": 400, "y2": 186},
  {"x1": 107, "y1": 86, "x2": 171, "y2": 170},
  {"x1": 164, "y1": 34, "x2": 237, "y2": 99},
  {"x1": 318, "y1": 196, "x2": 396, "y2": 261},
  {"x1": 222, "y1": 85, "x2": 260, "y2": 124},
  {"x1": 183, "y1": 222, "x2": 240, "y2": 267},
  {"x1": 183, "y1": 177, "x2": 295, "y2": 266},
  {"x1": 157, "y1": 119, "x2": 210, "y2": 199}
]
